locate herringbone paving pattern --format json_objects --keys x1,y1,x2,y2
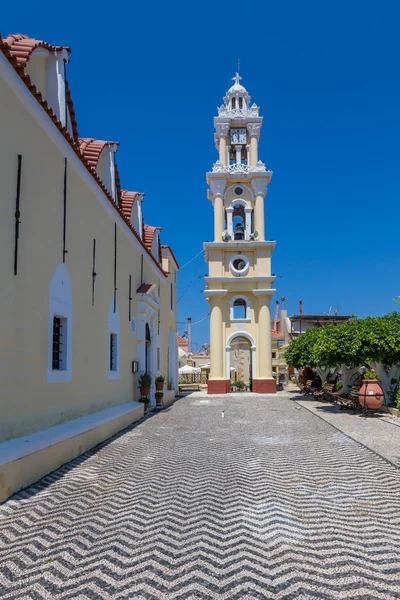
[{"x1": 1, "y1": 393, "x2": 400, "y2": 599}]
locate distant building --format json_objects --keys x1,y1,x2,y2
[
  {"x1": 271, "y1": 301, "x2": 353, "y2": 382},
  {"x1": 177, "y1": 335, "x2": 189, "y2": 367}
]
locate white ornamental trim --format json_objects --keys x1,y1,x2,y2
[
  {"x1": 252, "y1": 289, "x2": 276, "y2": 296},
  {"x1": 209, "y1": 179, "x2": 226, "y2": 197},
  {"x1": 215, "y1": 123, "x2": 230, "y2": 138},
  {"x1": 212, "y1": 161, "x2": 267, "y2": 174},
  {"x1": 204, "y1": 289, "x2": 228, "y2": 297},
  {"x1": 229, "y1": 254, "x2": 250, "y2": 277},
  {"x1": 218, "y1": 105, "x2": 260, "y2": 118},
  {"x1": 247, "y1": 123, "x2": 262, "y2": 139}
]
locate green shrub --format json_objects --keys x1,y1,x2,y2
[
  {"x1": 138, "y1": 396, "x2": 150, "y2": 405},
  {"x1": 363, "y1": 370, "x2": 377, "y2": 380},
  {"x1": 395, "y1": 389, "x2": 400, "y2": 410},
  {"x1": 336, "y1": 380, "x2": 343, "y2": 391},
  {"x1": 233, "y1": 380, "x2": 245, "y2": 390}
]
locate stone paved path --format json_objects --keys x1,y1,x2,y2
[{"x1": 1, "y1": 393, "x2": 400, "y2": 599}]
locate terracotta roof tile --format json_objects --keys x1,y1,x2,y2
[
  {"x1": 143, "y1": 225, "x2": 163, "y2": 263},
  {"x1": 120, "y1": 190, "x2": 142, "y2": 222},
  {"x1": 78, "y1": 138, "x2": 119, "y2": 170},
  {"x1": 0, "y1": 34, "x2": 172, "y2": 277},
  {"x1": 271, "y1": 330, "x2": 285, "y2": 339},
  {"x1": 3, "y1": 33, "x2": 78, "y2": 141},
  {"x1": 2, "y1": 33, "x2": 70, "y2": 65},
  {"x1": 137, "y1": 283, "x2": 155, "y2": 294},
  {"x1": 177, "y1": 336, "x2": 188, "y2": 344},
  {"x1": 143, "y1": 225, "x2": 158, "y2": 252}
]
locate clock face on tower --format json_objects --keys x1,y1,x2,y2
[{"x1": 230, "y1": 128, "x2": 247, "y2": 144}]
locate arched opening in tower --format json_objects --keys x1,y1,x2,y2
[
  {"x1": 232, "y1": 204, "x2": 245, "y2": 240},
  {"x1": 229, "y1": 336, "x2": 252, "y2": 389}
]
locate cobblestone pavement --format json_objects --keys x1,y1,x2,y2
[
  {"x1": 1, "y1": 393, "x2": 400, "y2": 600},
  {"x1": 293, "y1": 392, "x2": 400, "y2": 467}
]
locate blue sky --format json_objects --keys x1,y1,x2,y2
[{"x1": 3, "y1": 1, "x2": 400, "y2": 349}]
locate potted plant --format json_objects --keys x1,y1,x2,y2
[
  {"x1": 138, "y1": 396, "x2": 150, "y2": 414},
  {"x1": 358, "y1": 370, "x2": 384, "y2": 410},
  {"x1": 138, "y1": 372, "x2": 151, "y2": 397},
  {"x1": 155, "y1": 375, "x2": 165, "y2": 391},
  {"x1": 155, "y1": 391, "x2": 164, "y2": 407},
  {"x1": 232, "y1": 380, "x2": 245, "y2": 392}
]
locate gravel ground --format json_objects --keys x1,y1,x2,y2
[{"x1": 0, "y1": 392, "x2": 400, "y2": 599}]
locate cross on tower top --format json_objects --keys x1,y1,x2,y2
[{"x1": 232, "y1": 72, "x2": 242, "y2": 85}]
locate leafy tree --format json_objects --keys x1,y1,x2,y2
[
  {"x1": 285, "y1": 313, "x2": 400, "y2": 402},
  {"x1": 313, "y1": 321, "x2": 360, "y2": 392},
  {"x1": 352, "y1": 313, "x2": 400, "y2": 401},
  {"x1": 284, "y1": 327, "x2": 321, "y2": 369},
  {"x1": 284, "y1": 327, "x2": 335, "y2": 384}
]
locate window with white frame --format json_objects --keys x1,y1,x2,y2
[
  {"x1": 52, "y1": 315, "x2": 68, "y2": 370},
  {"x1": 229, "y1": 253, "x2": 250, "y2": 277},
  {"x1": 108, "y1": 299, "x2": 120, "y2": 379},
  {"x1": 230, "y1": 295, "x2": 251, "y2": 321},
  {"x1": 131, "y1": 318, "x2": 136, "y2": 334},
  {"x1": 48, "y1": 264, "x2": 72, "y2": 383},
  {"x1": 233, "y1": 299, "x2": 246, "y2": 320},
  {"x1": 109, "y1": 333, "x2": 118, "y2": 371}
]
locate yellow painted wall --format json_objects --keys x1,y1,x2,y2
[{"x1": 0, "y1": 75, "x2": 177, "y2": 444}]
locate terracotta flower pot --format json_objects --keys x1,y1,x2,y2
[
  {"x1": 155, "y1": 381, "x2": 164, "y2": 391},
  {"x1": 359, "y1": 379, "x2": 384, "y2": 410},
  {"x1": 156, "y1": 396, "x2": 163, "y2": 406},
  {"x1": 140, "y1": 386, "x2": 150, "y2": 397},
  {"x1": 143, "y1": 403, "x2": 149, "y2": 414}
]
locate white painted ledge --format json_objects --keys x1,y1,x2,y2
[{"x1": 0, "y1": 402, "x2": 142, "y2": 466}]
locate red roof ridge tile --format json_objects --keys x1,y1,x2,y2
[
  {"x1": 271, "y1": 330, "x2": 284, "y2": 339},
  {"x1": 3, "y1": 33, "x2": 78, "y2": 141},
  {"x1": 3, "y1": 33, "x2": 70, "y2": 66},
  {"x1": 143, "y1": 224, "x2": 162, "y2": 258},
  {"x1": 78, "y1": 138, "x2": 119, "y2": 169},
  {"x1": 120, "y1": 190, "x2": 142, "y2": 222}
]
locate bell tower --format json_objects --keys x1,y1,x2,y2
[{"x1": 204, "y1": 73, "x2": 276, "y2": 394}]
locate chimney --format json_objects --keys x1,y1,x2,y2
[
  {"x1": 299, "y1": 299, "x2": 303, "y2": 316},
  {"x1": 187, "y1": 317, "x2": 192, "y2": 355},
  {"x1": 273, "y1": 300, "x2": 279, "y2": 331}
]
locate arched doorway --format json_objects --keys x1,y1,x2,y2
[
  {"x1": 145, "y1": 323, "x2": 151, "y2": 374},
  {"x1": 225, "y1": 331, "x2": 256, "y2": 391},
  {"x1": 230, "y1": 337, "x2": 252, "y2": 388}
]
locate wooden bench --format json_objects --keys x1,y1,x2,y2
[
  {"x1": 337, "y1": 389, "x2": 360, "y2": 410},
  {"x1": 314, "y1": 382, "x2": 335, "y2": 401},
  {"x1": 179, "y1": 383, "x2": 200, "y2": 392},
  {"x1": 300, "y1": 379, "x2": 314, "y2": 395}
]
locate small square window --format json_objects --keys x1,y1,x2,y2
[
  {"x1": 110, "y1": 333, "x2": 118, "y2": 371},
  {"x1": 52, "y1": 315, "x2": 67, "y2": 371}
]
